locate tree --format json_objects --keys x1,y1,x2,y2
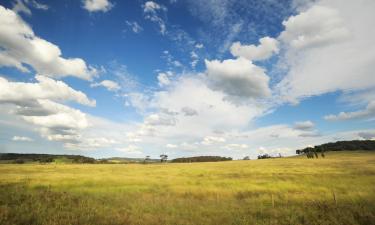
[
  {"x1": 243, "y1": 156, "x2": 250, "y2": 160},
  {"x1": 144, "y1": 155, "x2": 150, "y2": 164},
  {"x1": 160, "y1": 154, "x2": 168, "y2": 163}
]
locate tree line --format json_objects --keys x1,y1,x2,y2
[
  {"x1": 296, "y1": 140, "x2": 375, "y2": 155},
  {"x1": 171, "y1": 156, "x2": 232, "y2": 163}
]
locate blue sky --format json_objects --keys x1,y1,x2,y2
[{"x1": 0, "y1": 0, "x2": 374, "y2": 159}]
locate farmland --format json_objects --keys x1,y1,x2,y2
[{"x1": 0, "y1": 151, "x2": 374, "y2": 225}]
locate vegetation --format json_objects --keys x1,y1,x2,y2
[
  {"x1": 296, "y1": 140, "x2": 375, "y2": 155},
  {"x1": 171, "y1": 156, "x2": 232, "y2": 163},
  {"x1": 257, "y1": 154, "x2": 282, "y2": 159},
  {"x1": 0, "y1": 153, "x2": 96, "y2": 164},
  {"x1": 0, "y1": 151, "x2": 374, "y2": 225}
]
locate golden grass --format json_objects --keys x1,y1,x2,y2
[{"x1": 0, "y1": 151, "x2": 374, "y2": 225}]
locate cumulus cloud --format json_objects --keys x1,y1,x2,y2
[
  {"x1": 230, "y1": 37, "x2": 279, "y2": 61},
  {"x1": 324, "y1": 101, "x2": 375, "y2": 121},
  {"x1": 82, "y1": 0, "x2": 113, "y2": 12},
  {"x1": 145, "y1": 113, "x2": 177, "y2": 126},
  {"x1": 0, "y1": 75, "x2": 95, "y2": 106},
  {"x1": 276, "y1": 0, "x2": 375, "y2": 103},
  {"x1": 12, "y1": 136, "x2": 33, "y2": 142},
  {"x1": 293, "y1": 120, "x2": 314, "y2": 131},
  {"x1": 0, "y1": 6, "x2": 96, "y2": 80},
  {"x1": 205, "y1": 57, "x2": 271, "y2": 99},
  {"x1": 142, "y1": 1, "x2": 167, "y2": 35},
  {"x1": 91, "y1": 80, "x2": 120, "y2": 91},
  {"x1": 279, "y1": 5, "x2": 349, "y2": 50},
  {"x1": 0, "y1": 74, "x2": 98, "y2": 148},
  {"x1": 181, "y1": 107, "x2": 198, "y2": 116}
]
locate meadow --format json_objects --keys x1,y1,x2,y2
[{"x1": 0, "y1": 151, "x2": 374, "y2": 225}]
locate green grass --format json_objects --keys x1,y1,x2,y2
[{"x1": 0, "y1": 151, "x2": 375, "y2": 225}]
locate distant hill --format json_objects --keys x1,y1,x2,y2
[
  {"x1": 296, "y1": 140, "x2": 375, "y2": 154},
  {"x1": 0, "y1": 153, "x2": 161, "y2": 164},
  {"x1": 0, "y1": 153, "x2": 95, "y2": 164}
]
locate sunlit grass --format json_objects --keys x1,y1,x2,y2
[{"x1": 0, "y1": 151, "x2": 374, "y2": 224}]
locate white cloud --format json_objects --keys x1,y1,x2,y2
[
  {"x1": 190, "y1": 51, "x2": 199, "y2": 68},
  {"x1": 143, "y1": 1, "x2": 165, "y2": 12},
  {"x1": 324, "y1": 101, "x2": 375, "y2": 121},
  {"x1": 13, "y1": 0, "x2": 49, "y2": 15},
  {"x1": 276, "y1": 0, "x2": 375, "y2": 103},
  {"x1": 12, "y1": 0, "x2": 31, "y2": 15},
  {"x1": 205, "y1": 57, "x2": 271, "y2": 99},
  {"x1": 195, "y1": 43, "x2": 204, "y2": 49},
  {"x1": 91, "y1": 80, "x2": 120, "y2": 91},
  {"x1": 29, "y1": 0, "x2": 49, "y2": 10},
  {"x1": 201, "y1": 136, "x2": 226, "y2": 145},
  {"x1": 0, "y1": 75, "x2": 95, "y2": 106},
  {"x1": 223, "y1": 143, "x2": 248, "y2": 150},
  {"x1": 0, "y1": 6, "x2": 96, "y2": 80},
  {"x1": 125, "y1": 21, "x2": 143, "y2": 33},
  {"x1": 116, "y1": 145, "x2": 143, "y2": 154},
  {"x1": 157, "y1": 72, "x2": 172, "y2": 87},
  {"x1": 145, "y1": 113, "x2": 177, "y2": 126},
  {"x1": 166, "y1": 143, "x2": 178, "y2": 148},
  {"x1": 143, "y1": 1, "x2": 167, "y2": 35},
  {"x1": 12, "y1": 136, "x2": 33, "y2": 142},
  {"x1": 279, "y1": 5, "x2": 349, "y2": 50},
  {"x1": 230, "y1": 37, "x2": 279, "y2": 61},
  {"x1": 181, "y1": 107, "x2": 198, "y2": 116},
  {"x1": 293, "y1": 120, "x2": 314, "y2": 130},
  {"x1": 82, "y1": 0, "x2": 113, "y2": 12}
]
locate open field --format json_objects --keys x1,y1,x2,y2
[{"x1": 0, "y1": 151, "x2": 375, "y2": 225}]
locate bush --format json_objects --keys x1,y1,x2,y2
[{"x1": 14, "y1": 159, "x2": 25, "y2": 164}]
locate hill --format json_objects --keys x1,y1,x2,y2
[
  {"x1": 0, "y1": 153, "x2": 96, "y2": 164},
  {"x1": 296, "y1": 140, "x2": 375, "y2": 154}
]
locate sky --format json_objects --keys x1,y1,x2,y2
[{"x1": 0, "y1": 0, "x2": 375, "y2": 159}]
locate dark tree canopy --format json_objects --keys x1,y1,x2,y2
[
  {"x1": 171, "y1": 156, "x2": 232, "y2": 163},
  {"x1": 296, "y1": 140, "x2": 375, "y2": 155}
]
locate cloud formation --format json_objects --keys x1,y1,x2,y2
[
  {"x1": 324, "y1": 101, "x2": 375, "y2": 121},
  {"x1": 205, "y1": 57, "x2": 271, "y2": 99},
  {"x1": 82, "y1": 0, "x2": 113, "y2": 12},
  {"x1": 91, "y1": 80, "x2": 120, "y2": 92},
  {"x1": 143, "y1": 1, "x2": 167, "y2": 35},
  {"x1": 12, "y1": 136, "x2": 33, "y2": 142},
  {"x1": 0, "y1": 6, "x2": 96, "y2": 80},
  {"x1": 230, "y1": 37, "x2": 279, "y2": 61}
]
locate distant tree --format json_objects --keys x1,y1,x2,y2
[
  {"x1": 243, "y1": 156, "x2": 250, "y2": 160},
  {"x1": 144, "y1": 155, "x2": 150, "y2": 164},
  {"x1": 257, "y1": 154, "x2": 272, "y2": 159},
  {"x1": 160, "y1": 154, "x2": 168, "y2": 163},
  {"x1": 14, "y1": 159, "x2": 25, "y2": 164},
  {"x1": 39, "y1": 157, "x2": 53, "y2": 164}
]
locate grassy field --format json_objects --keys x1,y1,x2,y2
[{"x1": 0, "y1": 151, "x2": 374, "y2": 225}]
